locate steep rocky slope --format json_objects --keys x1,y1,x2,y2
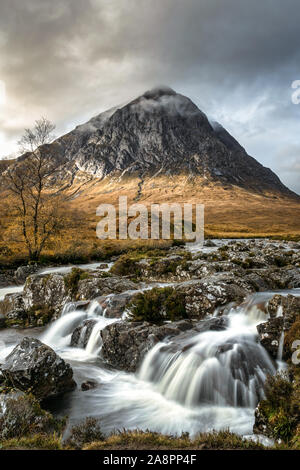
[{"x1": 7, "y1": 86, "x2": 297, "y2": 197}]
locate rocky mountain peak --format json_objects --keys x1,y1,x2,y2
[{"x1": 10, "y1": 87, "x2": 297, "y2": 198}]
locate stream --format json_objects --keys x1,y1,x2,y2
[{"x1": 0, "y1": 245, "x2": 299, "y2": 444}]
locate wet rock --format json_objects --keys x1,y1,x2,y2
[
  {"x1": 268, "y1": 294, "x2": 300, "y2": 320},
  {"x1": 1, "y1": 337, "x2": 76, "y2": 400},
  {"x1": 0, "y1": 293, "x2": 27, "y2": 328},
  {"x1": 77, "y1": 275, "x2": 137, "y2": 300},
  {"x1": 23, "y1": 273, "x2": 68, "y2": 315},
  {"x1": 137, "y1": 255, "x2": 189, "y2": 281},
  {"x1": 195, "y1": 316, "x2": 228, "y2": 332},
  {"x1": 257, "y1": 294, "x2": 300, "y2": 359},
  {"x1": 65, "y1": 300, "x2": 90, "y2": 312},
  {"x1": 176, "y1": 277, "x2": 250, "y2": 318},
  {"x1": 97, "y1": 263, "x2": 109, "y2": 269},
  {"x1": 176, "y1": 259, "x2": 217, "y2": 280},
  {"x1": 0, "y1": 290, "x2": 56, "y2": 328},
  {"x1": 263, "y1": 268, "x2": 300, "y2": 290},
  {"x1": 257, "y1": 317, "x2": 284, "y2": 358},
  {"x1": 14, "y1": 265, "x2": 38, "y2": 284},
  {"x1": 94, "y1": 291, "x2": 137, "y2": 318},
  {"x1": 204, "y1": 239, "x2": 217, "y2": 247},
  {"x1": 243, "y1": 272, "x2": 272, "y2": 292},
  {"x1": 0, "y1": 292, "x2": 25, "y2": 316},
  {"x1": 101, "y1": 320, "x2": 194, "y2": 372},
  {"x1": 81, "y1": 380, "x2": 97, "y2": 391},
  {"x1": 71, "y1": 319, "x2": 97, "y2": 348}
]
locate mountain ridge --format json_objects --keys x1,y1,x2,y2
[{"x1": 3, "y1": 86, "x2": 299, "y2": 201}]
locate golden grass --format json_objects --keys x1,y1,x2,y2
[
  {"x1": 0, "y1": 173, "x2": 299, "y2": 265},
  {"x1": 82, "y1": 429, "x2": 267, "y2": 450},
  {"x1": 0, "y1": 433, "x2": 62, "y2": 450}
]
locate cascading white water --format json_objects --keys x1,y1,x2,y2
[
  {"x1": 41, "y1": 310, "x2": 87, "y2": 349},
  {"x1": 76, "y1": 297, "x2": 279, "y2": 439},
  {"x1": 85, "y1": 318, "x2": 115, "y2": 355},
  {"x1": 1, "y1": 276, "x2": 298, "y2": 440},
  {"x1": 41, "y1": 299, "x2": 119, "y2": 358},
  {"x1": 139, "y1": 302, "x2": 276, "y2": 410},
  {"x1": 277, "y1": 331, "x2": 285, "y2": 361}
]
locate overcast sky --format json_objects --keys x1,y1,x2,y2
[{"x1": 0, "y1": 0, "x2": 300, "y2": 193}]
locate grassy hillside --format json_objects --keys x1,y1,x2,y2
[{"x1": 0, "y1": 173, "x2": 299, "y2": 266}]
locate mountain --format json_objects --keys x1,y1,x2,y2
[
  {"x1": 28, "y1": 85, "x2": 294, "y2": 198},
  {"x1": 2, "y1": 86, "x2": 300, "y2": 238}
]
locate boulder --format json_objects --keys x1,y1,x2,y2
[
  {"x1": 257, "y1": 294, "x2": 300, "y2": 359},
  {"x1": 0, "y1": 291, "x2": 56, "y2": 328},
  {"x1": 0, "y1": 293, "x2": 27, "y2": 328},
  {"x1": 0, "y1": 292, "x2": 25, "y2": 316},
  {"x1": 14, "y1": 265, "x2": 38, "y2": 284},
  {"x1": 176, "y1": 277, "x2": 250, "y2": 318},
  {"x1": 257, "y1": 317, "x2": 284, "y2": 358},
  {"x1": 71, "y1": 319, "x2": 97, "y2": 348},
  {"x1": 1, "y1": 337, "x2": 76, "y2": 400},
  {"x1": 267, "y1": 294, "x2": 300, "y2": 322},
  {"x1": 77, "y1": 275, "x2": 137, "y2": 300},
  {"x1": 100, "y1": 320, "x2": 195, "y2": 372},
  {"x1": 204, "y1": 239, "x2": 217, "y2": 247},
  {"x1": 94, "y1": 291, "x2": 136, "y2": 318},
  {"x1": 23, "y1": 273, "x2": 68, "y2": 315},
  {"x1": 81, "y1": 380, "x2": 97, "y2": 391}
]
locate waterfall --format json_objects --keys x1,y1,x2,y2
[
  {"x1": 41, "y1": 299, "x2": 118, "y2": 357},
  {"x1": 277, "y1": 331, "x2": 285, "y2": 361},
  {"x1": 2, "y1": 271, "x2": 297, "y2": 438},
  {"x1": 61, "y1": 302, "x2": 77, "y2": 316},
  {"x1": 41, "y1": 310, "x2": 87, "y2": 349},
  {"x1": 85, "y1": 318, "x2": 116, "y2": 355},
  {"x1": 138, "y1": 301, "x2": 276, "y2": 410}
]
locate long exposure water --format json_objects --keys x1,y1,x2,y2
[{"x1": 0, "y1": 252, "x2": 299, "y2": 443}]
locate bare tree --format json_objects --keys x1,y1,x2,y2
[
  {"x1": 3, "y1": 118, "x2": 66, "y2": 261},
  {"x1": 18, "y1": 117, "x2": 56, "y2": 153}
]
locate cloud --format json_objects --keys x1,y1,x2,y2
[{"x1": 0, "y1": 0, "x2": 300, "y2": 192}]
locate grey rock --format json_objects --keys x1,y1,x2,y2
[
  {"x1": 1, "y1": 337, "x2": 76, "y2": 400},
  {"x1": 0, "y1": 391, "x2": 60, "y2": 439},
  {"x1": 204, "y1": 240, "x2": 217, "y2": 247},
  {"x1": 257, "y1": 317, "x2": 284, "y2": 358},
  {"x1": 14, "y1": 265, "x2": 38, "y2": 284},
  {"x1": 81, "y1": 380, "x2": 97, "y2": 391},
  {"x1": 77, "y1": 275, "x2": 137, "y2": 300},
  {"x1": 23, "y1": 273, "x2": 68, "y2": 315},
  {"x1": 101, "y1": 320, "x2": 195, "y2": 372},
  {"x1": 95, "y1": 291, "x2": 136, "y2": 318},
  {"x1": 176, "y1": 277, "x2": 250, "y2": 318},
  {"x1": 257, "y1": 294, "x2": 300, "y2": 359},
  {"x1": 70, "y1": 319, "x2": 97, "y2": 348},
  {"x1": 0, "y1": 293, "x2": 27, "y2": 327}
]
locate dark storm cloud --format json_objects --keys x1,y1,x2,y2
[{"x1": 0, "y1": 0, "x2": 300, "y2": 192}]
